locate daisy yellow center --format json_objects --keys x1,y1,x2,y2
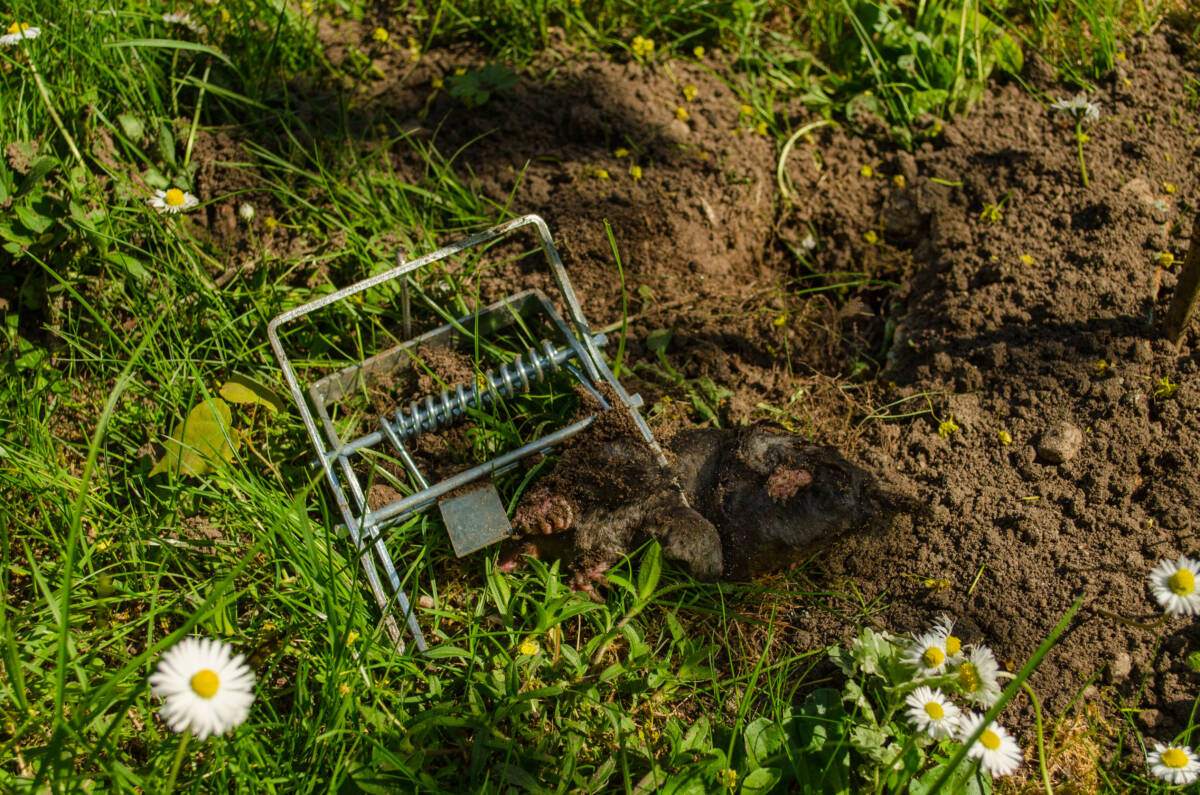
[
  {"x1": 1163, "y1": 748, "x2": 1189, "y2": 768},
  {"x1": 980, "y1": 729, "x2": 1000, "y2": 751},
  {"x1": 190, "y1": 669, "x2": 220, "y2": 699},
  {"x1": 922, "y1": 646, "x2": 945, "y2": 667},
  {"x1": 945, "y1": 635, "x2": 962, "y2": 656},
  {"x1": 164, "y1": 188, "x2": 186, "y2": 207},
  {"x1": 959, "y1": 662, "x2": 981, "y2": 693},
  {"x1": 923, "y1": 702, "x2": 944, "y2": 720},
  {"x1": 1169, "y1": 569, "x2": 1195, "y2": 596},
  {"x1": 7, "y1": 22, "x2": 29, "y2": 34}
]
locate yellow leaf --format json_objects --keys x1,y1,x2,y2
[
  {"x1": 150, "y1": 398, "x2": 241, "y2": 478},
  {"x1": 219, "y1": 374, "x2": 285, "y2": 413}
]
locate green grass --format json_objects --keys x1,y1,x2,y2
[{"x1": 0, "y1": 0, "x2": 1191, "y2": 791}]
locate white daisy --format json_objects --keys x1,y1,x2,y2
[
  {"x1": 1050, "y1": 93, "x2": 1100, "y2": 125},
  {"x1": 162, "y1": 12, "x2": 202, "y2": 33},
  {"x1": 930, "y1": 614, "x2": 964, "y2": 658},
  {"x1": 149, "y1": 188, "x2": 199, "y2": 214},
  {"x1": 148, "y1": 636, "x2": 256, "y2": 740},
  {"x1": 904, "y1": 686, "x2": 961, "y2": 740},
  {"x1": 1148, "y1": 555, "x2": 1200, "y2": 616},
  {"x1": 0, "y1": 22, "x2": 41, "y2": 46},
  {"x1": 238, "y1": 202, "x2": 255, "y2": 222},
  {"x1": 902, "y1": 631, "x2": 951, "y2": 675},
  {"x1": 954, "y1": 645, "x2": 1002, "y2": 708},
  {"x1": 1148, "y1": 743, "x2": 1200, "y2": 786},
  {"x1": 960, "y1": 712, "x2": 1022, "y2": 778}
]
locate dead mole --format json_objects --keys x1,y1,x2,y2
[{"x1": 499, "y1": 413, "x2": 904, "y2": 592}]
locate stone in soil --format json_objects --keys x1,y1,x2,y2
[{"x1": 1037, "y1": 421, "x2": 1084, "y2": 463}]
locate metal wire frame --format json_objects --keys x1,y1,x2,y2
[{"x1": 267, "y1": 214, "x2": 661, "y2": 653}]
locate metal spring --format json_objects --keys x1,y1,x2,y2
[{"x1": 390, "y1": 340, "x2": 574, "y2": 442}]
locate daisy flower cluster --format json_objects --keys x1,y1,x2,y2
[
  {"x1": 1142, "y1": 555, "x2": 1200, "y2": 785},
  {"x1": 901, "y1": 615, "x2": 1021, "y2": 778}
]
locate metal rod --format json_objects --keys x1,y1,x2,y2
[{"x1": 364, "y1": 415, "x2": 596, "y2": 527}]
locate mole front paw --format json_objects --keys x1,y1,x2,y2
[{"x1": 513, "y1": 491, "x2": 575, "y2": 535}]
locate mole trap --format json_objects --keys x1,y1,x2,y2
[{"x1": 268, "y1": 215, "x2": 660, "y2": 653}]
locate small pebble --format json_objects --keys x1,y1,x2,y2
[
  {"x1": 1109, "y1": 652, "x2": 1132, "y2": 681},
  {"x1": 1037, "y1": 422, "x2": 1083, "y2": 464}
]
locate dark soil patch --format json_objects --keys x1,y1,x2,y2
[{"x1": 781, "y1": 31, "x2": 1200, "y2": 739}]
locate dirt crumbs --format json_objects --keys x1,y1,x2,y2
[{"x1": 783, "y1": 31, "x2": 1200, "y2": 733}]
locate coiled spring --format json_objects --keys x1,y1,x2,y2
[{"x1": 388, "y1": 340, "x2": 576, "y2": 442}]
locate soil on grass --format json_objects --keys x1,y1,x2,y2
[{"x1": 194, "y1": 15, "x2": 1200, "y2": 768}]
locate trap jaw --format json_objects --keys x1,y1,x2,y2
[{"x1": 268, "y1": 214, "x2": 660, "y2": 654}]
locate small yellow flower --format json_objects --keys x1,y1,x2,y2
[
  {"x1": 300, "y1": 1, "x2": 315, "y2": 15},
  {"x1": 997, "y1": 429, "x2": 1012, "y2": 446},
  {"x1": 716, "y1": 768, "x2": 738, "y2": 790},
  {"x1": 1076, "y1": 131, "x2": 1090, "y2": 144},
  {"x1": 431, "y1": 76, "x2": 444, "y2": 89},
  {"x1": 754, "y1": 121, "x2": 767, "y2": 136},
  {"x1": 938, "y1": 415, "x2": 959, "y2": 438},
  {"x1": 614, "y1": 148, "x2": 629, "y2": 158},
  {"x1": 893, "y1": 174, "x2": 906, "y2": 188},
  {"x1": 773, "y1": 314, "x2": 787, "y2": 327},
  {"x1": 94, "y1": 539, "x2": 112, "y2": 553},
  {"x1": 587, "y1": 167, "x2": 610, "y2": 180},
  {"x1": 1154, "y1": 376, "x2": 1179, "y2": 399},
  {"x1": 1159, "y1": 252, "x2": 1176, "y2": 268},
  {"x1": 518, "y1": 639, "x2": 540, "y2": 656},
  {"x1": 1094, "y1": 359, "x2": 1110, "y2": 376},
  {"x1": 675, "y1": 106, "x2": 689, "y2": 121},
  {"x1": 864, "y1": 229, "x2": 878, "y2": 245},
  {"x1": 683, "y1": 84, "x2": 697, "y2": 102},
  {"x1": 739, "y1": 104, "x2": 753, "y2": 117},
  {"x1": 860, "y1": 164, "x2": 874, "y2": 178},
  {"x1": 345, "y1": 631, "x2": 359, "y2": 644},
  {"x1": 693, "y1": 45, "x2": 705, "y2": 58},
  {"x1": 263, "y1": 216, "x2": 278, "y2": 231},
  {"x1": 1164, "y1": 182, "x2": 1177, "y2": 195},
  {"x1": 339, "y1": 682, "x2": 351, "y2": 695},
  {"x1": 372, "y1": 27, "x2": 389, "y2": 43},
  {"x1": 219, "y1": 7, "x2": 230, "y2": 22},
  {"x1": 630, "y1": 165, "x2": 643, "y2": 181},
  {"x1": 631, "y1": 35, "x2": 654, "y2": 59},
  {"x1": 454, "y1": 66, "x2": 467, "y2": 76},
  {"x1": 1019, "y1": 254, "x2": 1034, "y2": 266}
]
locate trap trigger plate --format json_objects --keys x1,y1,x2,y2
[{"x1": 438, "y1": 480, "x2": 512, "y2": 557}]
